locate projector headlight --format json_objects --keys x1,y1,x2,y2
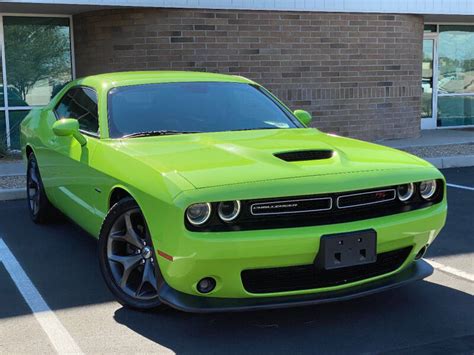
[
  {"x1": 397, "y1": 183, "x2": 415, "y2": 202},
  {"x1": 218, "y1": 200, "x2": 241, "y2": 222},
  {"x1": 186, "y1": 203, "x2": 211, "y2": 226},
  {"x1": 419, "y1": 180, "x2": 437, "y2": 200}
]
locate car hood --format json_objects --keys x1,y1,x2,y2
[{"x1": 117, "y1": 128, "x2": 433, "y2": 189}]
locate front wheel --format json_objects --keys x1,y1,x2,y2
[{"x1": 98, "y1": 198, "x2": 165, "y2": 311}]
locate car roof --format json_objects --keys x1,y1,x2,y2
[{"x1": 75, "y1": 71, "x2": 257, "y2": 89}]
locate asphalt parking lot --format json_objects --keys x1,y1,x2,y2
[{"x1": 0, "y1": 168, "x2": 473, "y2": 354}]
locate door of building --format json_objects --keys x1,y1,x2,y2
[
  {"x1": 421, "y1": 35, "x2": 437, "y2": 129},
  {"x1": 422, "y1": 25, "x2": 474, "y2": 129}
]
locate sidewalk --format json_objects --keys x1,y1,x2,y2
[
  {"x1": 381, "y1": 128, "x2": 474, "y2": 148},
  {"x1": 378, "y1": 128, "x2": 474, "y2": 169},
  {"x1": 0, "y1": 160, "x2": 24, "y2": 176}
]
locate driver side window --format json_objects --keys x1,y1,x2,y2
[{"x1": 55, "y1": 87, "x2": 99, "y2": 135}]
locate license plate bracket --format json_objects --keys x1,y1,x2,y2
[{"x1": 316, "y1": 229, "x2": 377, "y2": 270}]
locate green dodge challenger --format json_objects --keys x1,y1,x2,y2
[{"x1": 21, "y1": 71, "x2": 447, "y2": 312}]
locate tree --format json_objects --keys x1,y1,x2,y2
[{"x1": 4, "y1": 20, "x2": 71, "y2": 102}]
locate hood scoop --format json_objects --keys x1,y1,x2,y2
[{"x1": 274, "y1": 149, "x2": 334, "y2": 162}]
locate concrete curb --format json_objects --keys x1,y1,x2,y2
[
  {"x1": 425, "y1": 155, "x2": 474, "y2": 169},
  {"x1": 0, "y1": 188, "x2": 26, "y2": 201},
  {"x1": 0, "y1": 173, "x2": 25, "y2": 178}
]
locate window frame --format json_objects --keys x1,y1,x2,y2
[{"x1": 54, "y1": 85, "x2": 100, "y2": 138}]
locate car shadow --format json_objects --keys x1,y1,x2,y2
[{"x1": 114, "y1": 281, "x2": 474, "y2": 354}]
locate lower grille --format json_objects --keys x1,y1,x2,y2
[{"x1": 241, "y1": 247, "x2": 412, "y2": 294}]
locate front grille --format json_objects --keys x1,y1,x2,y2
[
  {"x1": 337, "y1": 189, "x2": 396, "y2": 209},
  {"x1": 241, "y1": 247, "x2": 412, "y2": 294},
  {"x1": 185, "y1": 180, "x2": 444, "y2": 232}
]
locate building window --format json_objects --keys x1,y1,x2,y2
[
  {"x1": 8, "y1": 110, "x2": 30, "y2": 149},
  {"x1": 424, "y1": 24, "x2": 437, "y2": 33},
  {"x1": 0, "y1": 111, "x2": 5, "y2": 148},
  {"x1": 0, "y1": 15, "x2": 73, "y2": 150},
  {"x1": 437, "y1": 25, "x2": 474, "y2": 126}
]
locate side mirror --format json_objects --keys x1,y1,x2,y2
[
  {"x1": 52, "y1": 118, "x2": 87, "y2": 146},
  {"x1": 293, "y1": 110, "x2": 312, "y2": 127}
]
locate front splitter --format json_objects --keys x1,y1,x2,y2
[{"x1": 158, "y1": 259, "x2": 433, "y2": 313}]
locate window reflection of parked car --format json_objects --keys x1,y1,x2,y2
[
  {"x1": 0, "y1": 86, "x2": 28, "y2": 106},
  {"x1": 438, "y1": 73, "x2": 458, "y2": 94},
  {"x1": 421, "y1": 77, "x2": 431, "y2": 93}
]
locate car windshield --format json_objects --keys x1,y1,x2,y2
[{"x1": 107, "y1": 82, "x2": 302, "y2": 138}]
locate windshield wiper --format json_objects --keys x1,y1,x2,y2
[{"x1": 122, "y1": 130, "x2": 201, "y2": 138}]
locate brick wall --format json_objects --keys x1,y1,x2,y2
[{"x1": 73, "y1": 9, "x2": 424, "y2": 141}]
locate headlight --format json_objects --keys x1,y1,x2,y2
[
  {"x1": 419, "y1": 180, "x2": 437, "y2": 200},
  {"x1": 218, "y1": 200, "x2": 241, "y2": 222},
  {"x1": 186, "y1": 203, "x2": 211, "y2": 226},
  {"x1": 397, "y1": 183, "x2": 414, "y2": 202}
]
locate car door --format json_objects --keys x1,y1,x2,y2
[{"x1": 45, "y1": 86, "x2": 104, "y2": 233}]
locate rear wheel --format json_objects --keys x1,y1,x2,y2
[
  {"x1": 98, "y1": 198, "x2": 165, "y2": 311},
  {"x1": 26, "y1": 153, "x2": 54, "y2": 224}
]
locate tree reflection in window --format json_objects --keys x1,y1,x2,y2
[{"x1": 3, "y1": 16, "x2": 72, "y2": 106}]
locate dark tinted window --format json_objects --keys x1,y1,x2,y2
[
  {"x1": 108, "y1": 82, "x2": 301, "y2": 138},
  {"x1": 55, "y1": 87, "x2": 99, "y2": 134}
]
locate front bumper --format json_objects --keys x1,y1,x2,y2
[
  {"x1": 158, "y1": 259, "x2": 433, "y2": 313},
  {"x1": 150, "y1": 200, "x2": 445, "y2": 298}
]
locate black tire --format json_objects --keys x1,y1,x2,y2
[
  {"x1": 98, "y1": 198, "x2": 166, "y2": 311},
  {"x1": 26, "y1": 152, "x2": 55, "y2": 224}
]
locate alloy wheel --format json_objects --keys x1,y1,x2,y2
[
  {"x1": 27, "y1": 159, "x2": 41, "y2": 217},
  {"x1": 106, "y1": 208, "x2": 159, "y2": 300}
]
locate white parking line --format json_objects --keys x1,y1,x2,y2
[
  {"x1": 426, "y1": 259, "x2": 474, "y2": 283},
  {"x1": 447, "y1": 183, "x2": 474, "y2": 191},
  {"x1": 0, "y1": 238, "x2": 83, "y2": 354}
]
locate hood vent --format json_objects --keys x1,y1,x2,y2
[{"x1": 274, "y1": 150, "x2": 334, "y2": 162}]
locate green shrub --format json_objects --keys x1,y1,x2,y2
[{"x1": 0, "y1": 139, "x2": 7, "y2": 159}]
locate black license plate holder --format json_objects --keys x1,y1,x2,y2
[{"x1": 316, "y1": 229, "x2": 377, "y2": 270}]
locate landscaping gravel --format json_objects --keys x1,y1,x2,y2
[
  {"x1": 0, "y1": 175, "x2": 26, "y2": 190},
  {"x1": 402, "y1": 143, "x2": 474, "y2": 158}
]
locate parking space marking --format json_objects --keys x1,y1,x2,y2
[
  {"x1": 0, "y1": 238, "x2": 83, "y2": 354},
  {"x1": 447, "y1": 183, "x2": 474, "y2": 191},
  {"x1": 427, "y1": 258, "x2": 474, "y2": 283}
]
